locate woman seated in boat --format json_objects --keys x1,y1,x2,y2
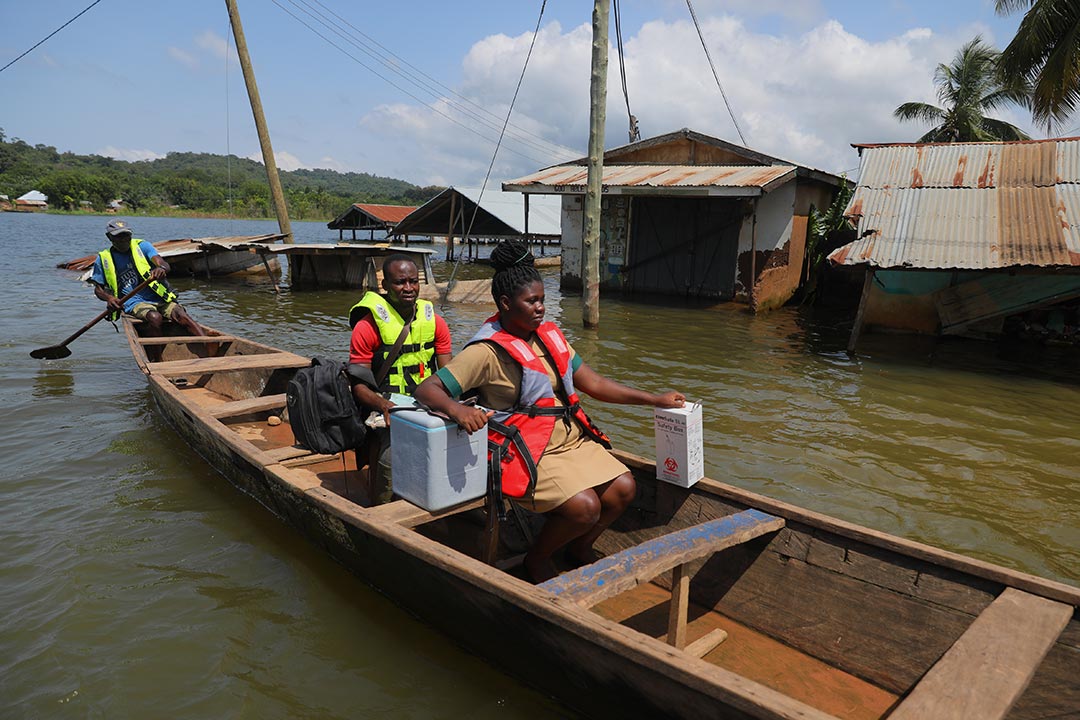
[{"x1": 414, "y1": 241, "x2": 685, "y2": 582}]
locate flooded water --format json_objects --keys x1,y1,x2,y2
[{"x1": 3, "y1": 213, "x2": 1078, "y2": 718}]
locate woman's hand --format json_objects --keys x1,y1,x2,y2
[
  {"x1": 447, "y1": 404, "x2": 493, "y2": 434},
  {"x1": 653, "y1": 391, "x2": 686, "y2": 408}
]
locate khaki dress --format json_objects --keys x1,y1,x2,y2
[{"x1": 440, "y1": 336, "x2": 629, "y2": 513}]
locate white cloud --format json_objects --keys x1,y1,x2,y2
[
  {"x1": 352, "y1": 14, "x2": 1028, "y2": 183},
  {"x1": 167, "y1": 46, "x2": 198, "y2": 70},
  {"x1": 98, "y1": 146, "x2": 166, "y2": 162},
  {"x1": 195, "y1": 30, "x2": 230, "y2": 60},
  {"x1": 246, "y1": 150, "x2": 318, "y2": 172}
]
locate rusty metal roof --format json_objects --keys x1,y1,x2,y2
[
  {"x1": 327, "y1": 203, "x2": 418, "y2": 229},
  {"x1": 830, "y1": 139, "x2": 1080, "y2": 269},
  {"x1": 503, "y1": 164, "x2": 796, "y2": 196},
  {"x1": 353, "y1": 203, "x2": 417, "y2": 224}
]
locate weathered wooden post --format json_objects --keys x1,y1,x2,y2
[
  {"x1": 583, "y1": 0, "x2": 609, "y2": 328},
  {"x1": 226, "y1": 0, "x2": 293, "y2": 245}
]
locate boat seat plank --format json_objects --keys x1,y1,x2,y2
[
  {"x1": 282, "y1": 452, "x2": 342, "y2": 468},
  {"x1": 210, "y1": 393, "x2": 287, "y2": 419},
  {"x1": 151, "y1": 352, "x2": 309, "y2": 376},
  {"x1": 889, "y1": 587, "x2": 1072, "y2": 720},
  {"x1": 138, "y1": 335, "x2": 237, "y2": 345},
  {"x1": 266, "y1": 446, "x2": 312, "y2": 462},
  {"x1": 366, "y1": 497, "x2": 486, "y2": 528},
  {"x1": 539, "y1": 509, "x2": 784, "y2": 607}
]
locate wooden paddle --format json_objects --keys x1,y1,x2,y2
[{"x1": 31, "y1": 276, "x2": 155, "y2": 360}]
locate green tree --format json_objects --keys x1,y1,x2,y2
[
  {"x1": 894, "y1": 36, "x2": 1032, "y2": 142},
  {"x1": 996, "y1": 0, "x2": 1080, "y2": 130}
]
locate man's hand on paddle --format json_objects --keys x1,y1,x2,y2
[{"x1": 149, "y1": 266, "x2": 167, "y2": 282}]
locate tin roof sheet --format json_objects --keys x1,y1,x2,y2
[
  {"x1": 504, "y1": 164, "x2": 796, "y2": 192},
  {"x1": 353, "y1": 203, "x2": 418, "y2": 224},
  {"x1": 829, "y1": 139, "x2": 1080, "y2": 269}
]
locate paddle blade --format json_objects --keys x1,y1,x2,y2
[{"x1": 30, "y1": 345, "x2": 72, "y2": 360}]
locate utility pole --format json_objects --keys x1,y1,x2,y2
[
  {"x1": 226, "y1": 0, "x2": 293, "y2": 244},
  {"x1": 583, "y1": 0, "x2": 609, "y2": 328}
]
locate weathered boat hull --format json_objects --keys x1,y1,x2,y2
[{"x1": 123, "y1": 319, "x2": 1080, "y2": 720}]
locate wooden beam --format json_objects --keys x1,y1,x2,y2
[
  {"x1": 282, "y1": 452, "x2": 342, "y2": 468},
  {"x1": 889, "y1": 588, "x2": 1072, "y2": 720},
  {"x1": 666, "y1": 563, "x2": 691, "y2": 649},
  {"x1": 539, "y1": 509, "x2": 784, "y2": 606},
  {"x1": 365, "y1": 497, "x2": 486, "y2": 528},
  {"x1": 683, "y1": 628, "x2": 728, "y2": 659},
  {"x1": 266, "y1": 445, "x2": 312, "y2": 462},
  {"x1": 151, "y1": 352, "x2": 309, "y2": 376},
  {"x1": 848, "y1": 267, "x2": 875, "y2": 353},
  {"x1": 210, "y1": 393, "x2": 287, "y2": 419},
  {"x1": 138, "y1": 335, "x2": 237, "y2": 345}
]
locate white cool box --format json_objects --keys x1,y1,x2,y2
[
  {"x1": 654, "y1": 404, "x2": 704, "y2": 487},
  {"x1": 390, "y1": 407, "x2": 488, "y2": 512}
]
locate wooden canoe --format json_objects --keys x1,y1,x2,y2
[{"x1": 121, "y1": 318, "x2": 1080, "y2": 720}]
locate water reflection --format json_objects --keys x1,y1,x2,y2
[{"x1": 32, "y1": 364, "x2": 75, "y2": 398}]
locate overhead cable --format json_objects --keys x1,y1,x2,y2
[
  {"x1": 304, "y1": 0, "x2": 580, "y2": 161},
  {"x1": 277, "y1": 0, "x2": 578, "y2": 165},
  {"x1": 685, "y1": 0, "x2": 747, "y2": 145},
  {"x1": 613, "y1": 0, "x2": 639, "y2": 143},
  {"x1": 449, "y1": 0, "x2": 548, "y2": 295},
  {"x1": 0, "y1": 0, "x2": 105, "y2": 75},
  {"x1": 271, "y1": 0, "x2": 555, "y2": 167}
]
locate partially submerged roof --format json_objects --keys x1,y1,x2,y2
[
  {"x1": 17, "y1": 190, "x2": 47, "y2": 202},
  {"x1": 504, "y1": 164, "x2": 797, "y2": 196},
  {"x1": 390, "y1": 186, "x2": 560, "y2": 239},
  {"x1": 829, "y1": 138, "x2": 1080, "y2": 270},
  {"x1": 327, "y1": 203, "x2": 418, "y2": 230},
  {"x1": 505, "y1": 128, "x2": 844, "y2": 194}
]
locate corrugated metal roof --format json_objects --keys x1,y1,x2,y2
[
  {"x1": 353, "y1": 203, "x2": 417, "y2": 224},
  {"x1": 504, "y1": 164, "x2": 796, "y2": 193},
  {"x1": 830, "y1": 139, "x2": 1080, "y2": 269}
]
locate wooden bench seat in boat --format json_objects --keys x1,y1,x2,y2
[
  {"x1": 150, "y1": 352, "x2": 309, "y2": 376},
  {"x1": 540, "y1": 509, "x2": 784, "y2": 656},
  {"x1": 137, "y1": 335, "x2": 237, "y2": 345},
  {"x1": 210, "y1": 393, "x2": 288, "y2": 419},
  {"x1": 889, "y1": 587, "x2": 1072, "y2": 720}
]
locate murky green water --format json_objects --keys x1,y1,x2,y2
[{"x1": 2, "y1": 213, "x2": 1077, "y2": 718}]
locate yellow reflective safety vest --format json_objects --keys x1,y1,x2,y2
[
  {"x1": 348, "y1": 291, "x2": 437, "y2": 394},
  {"x1": 98, "y1": 238, "x2": 176, "y2": 321}
]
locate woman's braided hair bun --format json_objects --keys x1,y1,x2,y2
[{"x1": 490, "y1": 240, "x2": 540, "y2": 304}]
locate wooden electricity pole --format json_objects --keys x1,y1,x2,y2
[
  {"x1": 226, "y1": 0, "x2": 293, "y2": 244},
  {"x1": 582, "y1": 0, "x2": 609, "y2": 328}
]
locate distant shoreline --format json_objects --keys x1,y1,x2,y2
[{"x1": 8, "y1": 209, "x2": 330, "y2": 223}]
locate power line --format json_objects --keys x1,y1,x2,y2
[
  {"x1": 685, "y1": 0, "x2": 747, "y2": 146},
  {"x1": 0, "y1": 0, "x2": 105, "y2": 75},
  {"x1": 278, "y1": 0, "x2": 579, "y2": 164},
  {"x1": 450, "y1": 0, "x2": 548, "y2": 290},
  {"x1": 613, "y1": 0, "x2": 639, "y2": 143},
  {"x1": 271, "y1": 0, "x2": 555, "y2": 167},
  {"x1": 304, "y1": 0, "x2": 580, "y2": 161}
]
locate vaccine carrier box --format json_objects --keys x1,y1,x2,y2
[
  {"x1": 390, "y1": 407, "x2": 488, "y2": 512},
  {"x1": 654, "y1": 404, "x2": 704, "y2": 487}
]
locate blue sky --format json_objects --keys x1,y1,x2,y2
[{"x1": 0, "y1": 0, "x2": 1053, "y2": 188}]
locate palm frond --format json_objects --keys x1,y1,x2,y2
[
  {"x1": 894, "y1": 102, "x2": 944, "y2": 124},
  {"x1": 980, "y1": 117, "x2": 1032, "y2": 140},
  {"x1": 996, "y1": 0, "x2": 1035, "y2": 14}
]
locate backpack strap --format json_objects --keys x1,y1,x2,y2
[{"x1": 374, "y1": 315, "x2": 414, "y2": 389}]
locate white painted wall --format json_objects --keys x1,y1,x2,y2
[{"x1": 560, "y1": 194, "x2": 585, "y2": 285}]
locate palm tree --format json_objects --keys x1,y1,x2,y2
[
  {"x1": 996, "y1": 0, "x2": 1080, "y2": 131},
  {"x1": 894, "y1": 36, "x2": 1031, "y2": 142}
]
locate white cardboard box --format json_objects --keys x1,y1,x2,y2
[
  {"x1": 654, "y1": 404, "x2": 704, "y2": 487},
  {"x1": 390, "y1": 408, "x2": 488, "y2": 511}
]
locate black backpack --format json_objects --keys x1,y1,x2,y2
[{"x1": 286, "y1": 357, "x2": 367, "y2": 455}]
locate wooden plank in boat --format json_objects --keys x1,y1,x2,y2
[
  {"x1": 540, "y1": 509, "x2": 784, "y2": 607},
  {"x1": 266, "y1": 446, "x2": 312, "y2": 462},
  {"x1": 210, "y1": 393, "x2": 287, "y2": 419},
  {"x1": 366, "y1": 497, "x2": 486, "y2": 528},
  {"x1": 137, "y1": 335, "x2": 237, "y2": 345},
  {"x1": 151, "y1": 353, "x2": 309, "y2": 376},
  {"x1": 889, "y1": 587, "x2": 1072, "y2": 720}
]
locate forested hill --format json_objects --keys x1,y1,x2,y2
[{"x1": 0, "y1": 129, "x2": 444, "y2": 220}]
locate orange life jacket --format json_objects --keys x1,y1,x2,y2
[{"x1": 467, "y1": 317, "x2": 610, "y2": 500}]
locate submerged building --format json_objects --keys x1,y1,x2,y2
[
  {"x1": 504, "y1": 128, "x2": 846, "y2": 311},
  {"x1": 829, "y1": 138, "x2": 1080, "y2": 348}
]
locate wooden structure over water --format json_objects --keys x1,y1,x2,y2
[{"x1": 327, "y1": 203, "x2": 418, "y2": 242}]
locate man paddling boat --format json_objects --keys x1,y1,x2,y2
[{"x1": 90, "y1": 220, "x2": 208, "y2": 352}]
